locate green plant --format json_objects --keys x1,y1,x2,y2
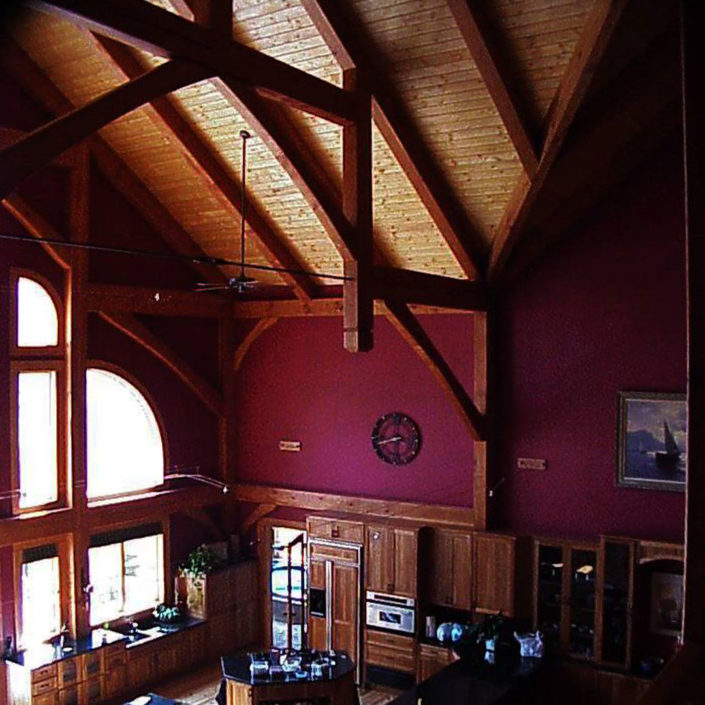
[
  {"x1": 178, "y1": 544, "x2": 220, "y2": 581},
  {"x1": 153, "y1": 603, "x2": 182, "y2": 623},
  {"x1": 466, "y1": 612, "x2": 506, "y2": 644}
]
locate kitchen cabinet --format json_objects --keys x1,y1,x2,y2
[
  {"x1": 77, "y1": 677, "x2": 101, "y2": 705},
  {"x1": 365, "y1": 525, "x2": 419, "y2": 597},
  {"x1": 307, "y1": 515, "x2": 364, "y2": 544},
  {"x1": 426, "y1": 529, "x2": 472, "y2": 610},
  {"x1": 364, "y1": 628, "x2": 416, "y2": 675},
  {"x1": 417, "y1": 643, "x2": 453, "y2": 682},
  {"x1": 534, "y1": 539, "x2": 599, "y2": 661},
  {"x1": 58, "y1": 685, "x2": 79, "y2": 705},
  {"x1": 308, "y1": 539, "x2": 362, "y2": 683},
  {"x1": 473, "y1": 532, "x2": 530, "y2": 617}
]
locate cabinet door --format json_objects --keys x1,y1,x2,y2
[
  {"x1": 366, "y1": 526, "x2": 393, "y2": 593},
  {"x1": 474, "y1": 535, "x2": 515, "y2": 615},
  {"x1": 58, "y1": 685, "x2": 79, "y2": 705},
  {"x1": 33, "y1": 694, "x2": 59, "y2": 705},
  {"x1": 417, "y1": 645, "x2": 452, "y2": 682},
  {"x1": 79, "y1": 652, "x2": 101, "y2": 682},
  {"x1": 57, "y1": 659, "x2": 78, "y2": 690},
  {"x1": 451, "y1": 533, "x2": 473, "y2": 610},
  {"x1": 428, "y1": 530, "x2": 454, "y2": 607},
  {"x1": 567, "y1": 546, "x2": 597, "y2": 661},
  {"x1": 102, "y1": 664, "x2": 126, "y2": 700},
  {"x1": 332, "y1": 563, "x2": 360, "y2": 668},
  {"x1": 127, "y1": 652, "x2": 154, "y2": 691},
  {"x1": 308, "y1": 560, "x2": 328, "y2": 651},
  {"x1": 535, "y1": 541, "x2": 564, "y2": 649},
  {"x1": 156, "y1": 642, "x2": 178, "y2": 680},
  {"x1": 78, "y1": 677, "x2": 101, "y2": 705},
  {"x1": 393, "y1": 529, "x2": 418, "y2": 597}
]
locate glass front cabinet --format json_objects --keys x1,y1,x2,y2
[{"x1": 534, "y1": 536, "x2": 636, "y2": 669}]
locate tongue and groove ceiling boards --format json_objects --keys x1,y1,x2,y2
[{"x1": 2, "y1": 0, "x2": 681, "y2": 295}]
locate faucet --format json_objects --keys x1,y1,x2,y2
[{"x1": 130, "y1": 621, "x2": 139, "y2": 635}]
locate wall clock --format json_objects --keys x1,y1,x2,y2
[{"x1": 371, "y1": 412, "x2": 421, "y2": 466}]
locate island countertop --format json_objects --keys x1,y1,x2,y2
[{"x1": 388, "y1": 654, "x2": 544, "y2": 705}]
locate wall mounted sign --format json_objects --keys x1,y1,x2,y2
[
  {"x1": 616, "y1": 391, "x2": 686, "y2": 492},
  {"x1": 279, "y1": 440, "x2": 302, "y2": 452}
]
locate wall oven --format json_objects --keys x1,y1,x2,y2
[{"x1": 365, "y1": 591, "x2": 416, "y2": 635}]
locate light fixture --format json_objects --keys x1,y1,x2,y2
[{"x1": 163, "y1": 472, "x2": 229, "y2": 494}]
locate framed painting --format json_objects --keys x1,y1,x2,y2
[
  {"x1": 616, "y1": 391, "x2": 686, "y2": 492},
  {"x1": 650, "y1": 572, "x2": 683, "y2": 637}
]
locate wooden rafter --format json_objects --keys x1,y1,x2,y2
[
  {"x1": 30, "y1": 0, "x2": 356, "y2": 125},
  {"x1": 383, "y1": 300, "x2": 485, "y2": 441},
  {"x1": 301, "y1": 0, "x2": 486, "y2": 281},
  {"x1": 240, "y1": 503, "x2": 277, "y2": 536},
  {"x1": 445, "y1": 0, "x2": 538, "y2": 177},
  {"x1": 0, "y1": 59, "x2": 209, "y2": 198},
  {"x1": 92, "y1": 36, "x2": 317, "y2": 301},
  {"x1": 0, "y1": 37, "x2": 225, "y2": 285},
  {"x1": 373, "y1": 267, "x2": 489, "y2": 311},
  {"x1": 488, "y1": 0, "x2": 629, "y2": 283},
  {"x1": 98, "y1": 311, "x2": 224, "y2": 416},
  {"x1": 233, "y1": 318, "x2": 279, "y2": 372},
  {"x1": 1, "y1": 194, "x2": 71, "y2": 269}
]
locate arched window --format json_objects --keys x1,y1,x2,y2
[
  {"x1": 86, "y1": 368, "x2": 164, "y2": 499},
  {"x1": 16, "y1": 276, "x2": 59, "y2": 348}
]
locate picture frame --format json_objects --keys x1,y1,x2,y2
[
  {"x1": 650, "y1": 572, "x2": 683, "y2": 637},
  {"x1": 616, "y1": 391, "x2": 686, "y2": 492}
]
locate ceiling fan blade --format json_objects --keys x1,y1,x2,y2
[{"x1": 195, "y1": 285, "x2": 229, "y2": 292}]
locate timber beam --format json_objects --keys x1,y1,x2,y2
[
  {"x1": 29, "y1": 0, "x2": 356, "y2": 125},
  {"x1": 384, "y1": 300, "x2": 486, "y2": 441},
  {"x1": 488, "y1": 0, "x2": 629, "y2": 282},
  {"x1": 0, "y1": 59, "x2": 209, "y2": 198}
]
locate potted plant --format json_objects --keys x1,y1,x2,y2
[
  {"x1": 178, "y1": 544, "x2": 220, "y2": 617},
  {"x1": 450, "y1": 612, "x2": 506, "y2": 663}
]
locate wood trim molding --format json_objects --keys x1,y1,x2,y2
[
  {"x1": 0, "y1": 60, "x2": 209, "y2": 199},
  {"x1": 231, "y1": 483, "x2": 475, "y2": 527}
]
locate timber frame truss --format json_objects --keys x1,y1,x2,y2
[{"x1": 0, "y1": 0, "x2": 671, "y2": 530}]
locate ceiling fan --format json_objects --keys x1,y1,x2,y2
[{"x1": 0, "y1": 130, "x2": 352, "y2": 289}]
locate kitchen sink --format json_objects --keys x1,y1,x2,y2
[{"x1": 125, "y1": 630, "x2": 151, "y2": 644}]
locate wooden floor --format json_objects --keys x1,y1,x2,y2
[{"x1": 153, "y1": 660, "x2": 398, "y2": 705}]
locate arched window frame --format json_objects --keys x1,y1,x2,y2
[
  {"x1": 85, "y1": 360, "x2": 169, "y2": 502},
  {"x1": 9, "y1": 269, "x2": 68, "y2": 515}
]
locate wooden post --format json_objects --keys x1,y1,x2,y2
[
  {"x1": 681, "y1": 0, "x2": 705, "y2": 645},
  {"x1": 342, "y1": 69, "x2": 373, "y2": 352},
  {"x1": 473, "y1": 311, "x2": 489, "y2": 530},
  {"x1": 67, "y1": 146, "x2": 90, "y2": 638}
]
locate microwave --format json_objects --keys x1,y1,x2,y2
[{"x1": 365, "y1": 590, "x2": 416, "y2": 635}]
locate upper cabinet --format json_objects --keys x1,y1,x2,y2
[
  {"x1": 425, "y1": 529, "x2": 472, "y2": 611},
  {"x1": 365, "y1": 525, "x2": 419, "y2": 597}
]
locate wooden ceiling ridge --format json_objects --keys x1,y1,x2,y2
[
  {"x1": 300, "y1": 0, "x2": 487, "y2": 281},
  {"x1": 91, "y1": 34, "x2": 318, "y2": 301},
  {"x1": 445, "y1": 0, "x2": 539, "y2": 178},
  {"x1": 0, "y1": 36, "x2": 226, "y2": 286},
  {"x1": 29, "y1": 0, "x2": 356, "y2": 124},
  {"x1": 0, "y1": 58, "x2": 210, "y2": 200},
  {"x1": 487, "y1": 0, "x2": 631, "y2": 284}
]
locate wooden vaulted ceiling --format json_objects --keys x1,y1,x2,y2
[{"x1": 0, "y1": 0, "x2": 681, "y2": 298}]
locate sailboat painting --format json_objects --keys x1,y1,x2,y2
[{"x1": 616, "y1": 391, "x2": 686, "y2": 492}]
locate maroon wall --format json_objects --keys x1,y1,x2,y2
[
  {"x1": 233, "y1": 314, "x2": 476, "y2": 507},
  {"x1": 496, "y1": 143, "x2": 686, "y2": 541}
]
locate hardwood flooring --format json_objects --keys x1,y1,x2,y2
[{"x1": 151, "y1": 660, "x2": 399, "y2": 705}]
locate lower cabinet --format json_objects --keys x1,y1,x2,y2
[
  {"x1": 417, "y1": 643, "x2": 453, "y2": 682},
  {"x1": 364, "y1": 629, "x2": 417, "y2": 676},
  {"x1": 58, "y1": 685, "x2": 79, "y2": 705},
  {"x1": 78, "y1": 677, "x2": 101, "y2": 705}
]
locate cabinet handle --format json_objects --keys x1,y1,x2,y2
[
  {"x1": 372, "y1": 531, "x2": 380, "y2": 540},
  {"x1": 332, "y1": 527, "x2": 340, "y2": 538}
]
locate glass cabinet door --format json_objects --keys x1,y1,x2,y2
[
  {"x1": 536, "y1": 543, "x2": 564, "y2": 648},
  {"x1": 568, "y1": 548, "x2": 597, "y2": 660},
  {"x1": 598, "y1": 538, "x2": 635, "y2": 669}
]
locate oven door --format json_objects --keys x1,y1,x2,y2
[{"x1": 366, "y1": 602, "x2": 415, "y2": 634}]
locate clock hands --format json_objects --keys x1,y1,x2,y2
[{"x1": 375, "y1": 435, "x2": 403, "y2": 446}]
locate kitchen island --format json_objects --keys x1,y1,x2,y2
[
  {"x1": 389, "y1": 653, "x2": 544, "y2": 705},
  {"x1": 221, "y1": 651, "x2": 357, "y2": 705}
]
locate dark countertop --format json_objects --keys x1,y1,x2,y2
[
  {"x1": 120, "y1": 695, "x2": 184, "y2": 705},
  {"x1": 5, "y1": 617, "x2": 205, "y2": 669},
  {"x1": 389, "y1": 655, "x2": 544, "y2": 705},
  {"x1": 221, "y1": 650, "x2": 355, "y2": 686}
]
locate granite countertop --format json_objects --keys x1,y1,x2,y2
[
  {"x1": 222, "y1": 650, "x2": 355, "y2": 686},
  {"x1": 6, "y1": 617, "x2": 205, "y2": 669},
  {"x1": 389, "y1": 655, "x2": 544, "y2": 705}
]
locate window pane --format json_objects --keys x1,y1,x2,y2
[
  {"x1": 21, "y1": 557, "x2": 61, "y2": 646},
  {"x1": 17, "y1": 277, "x2": 59, "y2": 347},
  {"x1": 88, "y1": 544, "x2": 123, "y2": 626},
  {"x1": 123, "y1": 535, "x2": 164, "y2": 615},
  {"x1": 18, "y1": 371, "x2": 58, "y2": 508},
  {"x1": 86, "y1": 369, "x2": 164, "y2": 499}
]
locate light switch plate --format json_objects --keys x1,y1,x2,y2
[{"x1": 517, "y1": 457, "x2": 547, "y2": 470}]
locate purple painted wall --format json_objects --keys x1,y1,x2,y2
[
  {"x1": 233, "y1": 315, "x2": 476, "y2": 507},
  {"x1": 496, "y1": 143, "x2": 686, "y2": 541}
]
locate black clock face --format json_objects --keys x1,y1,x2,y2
[{"x1": 371, "y1": 412, "x2": 421, "y2": 466}]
